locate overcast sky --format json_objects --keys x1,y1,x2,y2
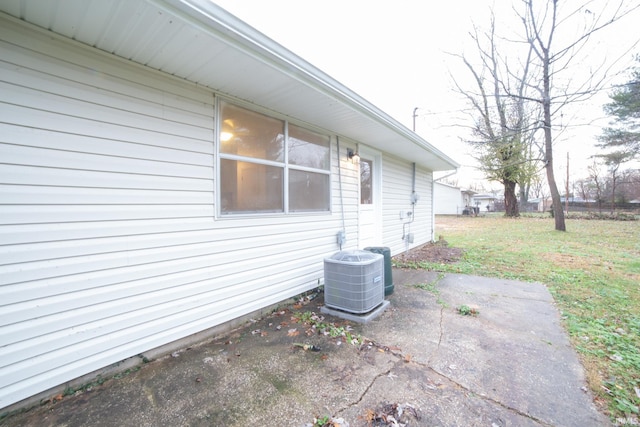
[{"x1": 213, "y1": 0, "x2": 639, "y2": 190}]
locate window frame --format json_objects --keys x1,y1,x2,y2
[{"x1": 216, "y1": 98, "x2": 332, "y2": 218}]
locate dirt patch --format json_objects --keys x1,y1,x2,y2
[
  {"x1": 547, "y1": 252, "x2": 594, "y2": 271},
  {"x1": 393, "y1": 240, "x2": 463, "y2": 264}
]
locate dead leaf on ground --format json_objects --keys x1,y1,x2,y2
[
  {"x1": 362, "y1": 402, "x2": 420, "y2": 425},
  {"x1": 287, "y1": 328, "x2": 300, "y2": 337}
]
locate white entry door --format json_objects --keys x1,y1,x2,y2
[{"x1": 358, "y1": 150, "x2": 381, "y2": 248}]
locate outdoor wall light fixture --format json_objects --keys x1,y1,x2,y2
[{"x1": 347, "y1": 148, "x2": 360, "y2": 164}]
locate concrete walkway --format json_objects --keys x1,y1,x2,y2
[{"x1": 2, "y1": 270, "x2": 609, "y2": 426}]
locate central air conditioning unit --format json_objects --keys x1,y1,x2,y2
[{"x1": 323, "y1": 250, "x2": 384, "y2": 314}]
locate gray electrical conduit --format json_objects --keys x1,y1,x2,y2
[
  {"x1": 402, "y1": 162, "x2": 417, "y2": 241},
  {"x1": 336, "y1": 136, "x2": 346, "y2": 250}
]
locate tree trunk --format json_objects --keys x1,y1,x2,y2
[
  {"x1": 546, "y1": 159, "x2": 565, "y2": 229},
  {"x1": 544, "y1": 118, "x2": 565, "y2": 229},
  {"x1": 541, "y1": 41, "x2": 566, "y2": 231},
  {"x1": 504, "y1": 180, "x2": 520, "y2": 217}
]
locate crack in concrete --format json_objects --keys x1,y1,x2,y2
[
  {"x1": 421, "y1": 273, "x2": 446, "y2": 364},
  {"x1": 425, "y1": 365, "x2": 554, "y2": 427},
  {"x1": 331, "y1": 274, "x2": 555, "y2": 425},
  {"x1": 419, "y1": 274, "x2": 552, "y2": 424},
  {"x1": 350, "y1": 337, "x2": 553, "y2": 426},
  {"x1": 426, "y1": 304, "x2": 445, "y2": 365},
  {"x1": 335, "y1": 363, "x2": 397, "y2": 415},
  {"x1": 496, "y1": 294, "x2": 553, "y2": 303}
]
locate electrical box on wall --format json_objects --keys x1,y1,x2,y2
[{"x1": 406, "y1": 233, "x2": 414, "y2": 243}]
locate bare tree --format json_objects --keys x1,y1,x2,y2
[
  {"x1": 587, "y1": 159, "x2": 605, "y2": 212},
  {"x1": 455, "y1": 1, "x2": 639, "y2": 228},
  {"x1": 530, "y1": 171, "x2": 547, "y2": 198},
  {"x1": 517, "y1": 0, "x2": 640, "y2": 230},
  {"x1": 529, "y1": 170, "x2": 550, "y2": 212},
  {"x1": 453, "y1": 14, "x2": 540, "y2": 217},
  {"x1": 574, "y1": 178, "x2": 590, "y2": 207}
]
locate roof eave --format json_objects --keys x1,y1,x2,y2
[{"x1": 154, "y1": 0, "x2": 459, "y2": 171}]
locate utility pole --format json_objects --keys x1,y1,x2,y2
[{"x1": 412, "y1": 107, "x2": 418, "y2": 131}]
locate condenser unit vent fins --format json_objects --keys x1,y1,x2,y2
[{"x1": 323, "y1": 250, "x2": 384, "y2": 313}]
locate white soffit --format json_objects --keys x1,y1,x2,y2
[{"x1": 0, "y1": 0, "x2": 459, "y2": 171}]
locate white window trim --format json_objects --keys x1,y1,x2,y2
[{"x1": 215, "y1": 97, "x2": 333, "y2": 218}]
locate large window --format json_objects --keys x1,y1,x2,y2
[{"x1": 219, "y1": 101, "x2": 331, "y2": 215}]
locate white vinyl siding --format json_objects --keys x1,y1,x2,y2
[
  {"x1": 381, "y1": 154, "x2": 433, "y2": 255},
  {"x1": 0, "y1": 17, "x2": 358, "y2": 409},
  {"x1": 0, "y1": 13, "x2": 437, "y2": 411}
]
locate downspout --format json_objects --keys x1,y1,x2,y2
[
  {"x1": 431, "y1": 175, "x2": 436, "y2": 241},
  {"x1": 412, "y1": 162, "x2": 416, "y2": 194}
]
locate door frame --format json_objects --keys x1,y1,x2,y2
[{"x1": 358, "y1": 146, "x2": 382, "y2": 248}]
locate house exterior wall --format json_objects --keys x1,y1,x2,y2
[
  {"x1": 434, "y1": 182, "x2": 462, "y2": 215},
  {"x1": 0, "y1": 19, "x2": 350, "y2": 409},
  {"x1": 381, "y1": 154, "x2": 433, "y2": 255},
  {"x1": 0, "y1": 16, "x2": 432, "y2": 409}
]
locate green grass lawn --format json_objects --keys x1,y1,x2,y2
[{"x1": 405, "y1": 215, "x2": 640, "y2": 422}]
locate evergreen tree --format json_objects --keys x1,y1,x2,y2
[{"x1": 599, "y1": 56, "x2": 640, "y2": 157}]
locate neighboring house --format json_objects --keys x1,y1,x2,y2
[
  {"x1": 527, "y1": 198, "x2": 548, "y2": 213},
  {"x1": 433, "y1": 185, "x2": 498, "y2": 215},
  {"x1": 471, "y1": 194, "x2": 498, "y2": 212},
  {"x1": 0, "y1": 0, "x2": 458, "y2": 410},
  {"x1": 461, "y1": 189, "x2": 477, "y2": 213},
  {"x1": 461, "y1": 189, "x2": 476, "y2": 208},
  {"x1": 433, "y1": 182, "x2": 463, "y2": 215}
]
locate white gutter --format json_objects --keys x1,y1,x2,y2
[{"x1": 434, "y1": 170, "x2": 459, "y2": 182}]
